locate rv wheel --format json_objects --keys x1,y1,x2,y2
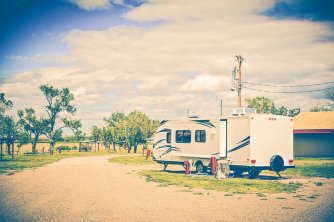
[
  {"x1": 247, "y1": 168, "x2": 261, "y2": 179},
  {"x1": 195, "y1": 162, "x2": 204, "y2": 174},
  {"x1": 270, "y1": 155, "x2": 284, "y2": 172}
]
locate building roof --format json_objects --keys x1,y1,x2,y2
[{"x1": 293, "y1": 112, "x2": 334, "y2": 131}]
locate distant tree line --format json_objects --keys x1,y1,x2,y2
[
  {"x1": 246, "y1": 96, "x2": 300, "y2": 117},
  {"x1": 0, "y1": 84, "x2": 82, "y2": 160},
  {"x1": 309, "y1": 88, "x2": 334, "y2": 112},
  {"x1": 89, "y1": 111, "x2": 159, "y2": 153},
  {"x1": 0, "y1": 84, "x2": 160, "y2": 160}
]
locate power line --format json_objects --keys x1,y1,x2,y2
[
  {"x1": 243, "y1": 86, "x2": 334, "y2": 94},
  {"x1": 242, "y1": 81, "x2": 334, "y2": 88}
]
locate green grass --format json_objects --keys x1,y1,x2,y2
[
  {"x1": 109, "y1": 155, "x2": 155, "y2": 165},
  {"x1": 138, "y1": 170, "x2": 302, "y2": 194},
  {"x1": 263, "y1": 158, "x2": 334, "y2": 178},
  {"x1": 0, "y1": 151, "x2": 111, "y2": 175}
]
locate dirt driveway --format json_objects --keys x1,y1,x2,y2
[{"x1": 0, "y1": 155, "x2": 333, "y2": 222}]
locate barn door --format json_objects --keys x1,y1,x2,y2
[{"x1": 219, "y1": 119, "x2": 227, "y2": 158}]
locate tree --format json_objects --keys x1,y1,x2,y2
[
  {"x1": 0, "y1": 92, "x2": 13, "y2": 113},
  {"x1": 0, "y1": 92, "x2": 13, "y2": 160},
  {"x1": 17, "y1": 108, "x2": 47, "y2": 153},
  {"x1": 40, "y1": 84, "x2": 81, "y2": 154},
  {"x1": 100, "y1": 127, "x2": 112, "y2": 151},
  {"x1": 246, "y1": 97, "x2": 274, "y2": 114},
  {"x1": 309, "y1": 103, "x2": 331, "y2": 112},
  {"x1": 104, "y1": 111, "x2": 126, "y2": 150},
  {"x1": 90, "y1": 126, "x2": 101, "y2": 151},
  {"x1": 15, "y1": 130, "x2": 30, "y2": 155},
  {"x1": 123, "y1": 110, "x2": 159, "y2": 153},
  {"x1": 309, "y1": 88, "x2": 334, "y2": 112},
  {"x1": 326, "y1": 88, "x2": 334, "y2": 110},
  {"x1": 246, "y1": 96, "x2": 300, "y2": 117}
]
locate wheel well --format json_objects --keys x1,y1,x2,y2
[{"x1": 195, "y1": 160, "x2": 203, "y2": 167}]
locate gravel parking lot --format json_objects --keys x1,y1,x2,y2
[{"x1": 0, "y1": 155, "x2": 333, "y2": 222}]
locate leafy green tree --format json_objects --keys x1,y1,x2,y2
[
  {"x1": 2, "y1": 115, "x2": 15, "y2": 155},
  {"x1": 326, "y1": 88, "x2": 334, "y2": 110},
  {"x1": 246, "y1": 97, "x2": 274, "y2": 114},
  {"x1": 123, "y1": 110, "x2": 159, "y2": 153},
  {"x1": 17, "y1": 108, "x2": 47, "y2": 153},
  {"x1": 15, "y1": 130, "x2": 30, "y2": 154},
  {"x1": 0, "y1": 92, "x2": 13, "y2": 113},
  {"x1": 90, "y1": 126, "x2": 101, "y2": 151},
  {"x1": 0, "y1": 93, "x2": 12, "y2": 160},
  {"x1": 40, "y1": 84, "x2": 81, "y2": 154},
  {"x1": 309, "y1": 89, "x2": 334, "y2": 112},
  {"x1": 0, "y1": 92, "x2": 14, "y2": 159},
  {"x1": 100, "y1": 127, "x2": 113, "y2": 151},
  {"x1": 104, "y1": 111, "x2": 126, "y2": 150},
  {"x1": 309, "y1": 103, "x2": 331, "y2": 112},
  {"x1": 246, "y1": 96, "x2": 300, "y2": 117}
]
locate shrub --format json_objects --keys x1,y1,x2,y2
[{"x1": 57, "y1": 145, "x2": 71, "y2": 151}]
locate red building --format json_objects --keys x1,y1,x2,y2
[{"x1": 293, "y1": 112, "x2": 334, "y2": 157}]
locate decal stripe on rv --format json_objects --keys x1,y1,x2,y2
[
  {"x1": 155, "y1": 145, "x2": 171, "y2": 150},
  {"x1": 191, "y1": 120, "x2": 216, "y2": 128},
  {"x1": 156, "y1": 128, "x2": 171, "y2": 134},
  {"x1": 153, "y1": 139, "x2": 165, "y2": 148},
  {"x1": 159, "y1": 120, "x2": 168, "y2": 126},
  {"x1": 236, "y1": 136, "x2": 250, "y2": 144},
  {"x1": 160, "y1": 146, "x2": 181, "y2": 157},
  {"x1": 228, "y1": 137, "x2": 250, "y2": 153}
]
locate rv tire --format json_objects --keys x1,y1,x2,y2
[
  {"x1": 195, "y1": 161, "x2": 204, "y2": 174},
  {"x1": 247, "y1": 168, "x2": 261, "y2": 179}
]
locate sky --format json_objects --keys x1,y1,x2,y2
[{"x1": 0, "y1": 0, "x2": 333, "y2": 133}]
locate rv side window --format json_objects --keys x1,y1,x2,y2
[
  {"x1": 195, "y1": 130, "x2": 206, "y2": 142},
  {"x1": 166, "y1": 132, "x2": 171, "y2": 143},
  {"x1": 175, "y1": 130, "x2": 191, "y2": 143}
]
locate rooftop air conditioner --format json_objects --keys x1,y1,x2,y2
[{"x1": 232, "y1": 108, "x2": 257, "y2": 116}]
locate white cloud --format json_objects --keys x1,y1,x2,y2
[
  {"x1": 180, "y1": 75, "x2": 226, "y2": 92},
  {"x1": 68, "y1": 0, "x2": 120, "y2": 11},
  {"x1": 1, "y1": 0, "x2": 334, "y2": 133}
]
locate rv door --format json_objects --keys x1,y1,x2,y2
[{"x1": 219, "y1": 119, "x2": 227, "y2": 158}]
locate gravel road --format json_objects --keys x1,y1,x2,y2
[{"x1": 0, "y1": 155, "x2": 333, "y2": 222}]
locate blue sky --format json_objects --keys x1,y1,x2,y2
[
  {"x1": 0, "y1": 0, "x2": 145, "y2": 76},
  {"x1": 0, "y1": 0, "x2": 333, "y2": 133},
  {"x1": 1, "y1": 0, "x2": 333, "y2": 77}
]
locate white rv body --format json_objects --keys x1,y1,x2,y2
[{"x1": 152, "y1": 114, "x2": 294, "y2": 175}]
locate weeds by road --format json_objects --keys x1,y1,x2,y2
[
  {"x1": 139, "y1": 170, "x2": 302, "y2": 193},
  {"x1": 109, "y1": 155, "x2": 155, "y2": 165}
]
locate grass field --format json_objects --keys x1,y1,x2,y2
[
  {"x1": 109, "y1": 155, "x2": 155, "y2": 165},
  {"x1": 0, "y1": 144, "x2": 149, "y2": 175},
  {"x1": 263, "y1": 158, "x2": 334, "y2": 178},
  {"x1": 139, "y1": 170, "x2": 302, "y2": 194},
  {"x1": 0, "y1": 151, "x2": 113, "y2": 175}
]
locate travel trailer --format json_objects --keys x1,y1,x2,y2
[{"x1": 152, "y1": 108, "x2": 295, "y2": 178}]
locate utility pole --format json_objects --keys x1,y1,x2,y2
[
  {"x1": 220, "y1": 99, "x2": 223, "y2": 116},
  {"x1": 231, "y1": 55, "x2": 244, "y2": 107}
]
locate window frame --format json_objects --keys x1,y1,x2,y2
[
  {"x1": 166, "y1": 132, "x2": 171, "y2": 143},
  {"x1": 195, "y1": 130, "x2": 206, "y2": 143},
  {"x1": 175, "y1": 130, "x2": 191, "y2": 143}
]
